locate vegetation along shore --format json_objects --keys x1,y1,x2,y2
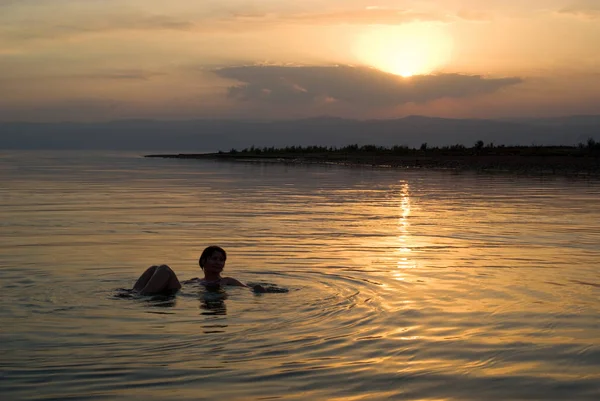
[{"x1": 146, "y1": 139, "x2": 600, "y2": 176}]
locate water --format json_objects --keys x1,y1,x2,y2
[{"x1": 1, "y1": 151, "x2": 599, "y2": 400}]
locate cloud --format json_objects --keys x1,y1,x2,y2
[
  {"x1": 1, "y1": 12, "x2": 194, "y2": 41},
  {"x1": 229, "y1": 7, "x2": 450, "y2": 25},
  {"x1": 78, "y1": 69, "x2": 166, "y2": 81},
  {"x1": 455, "y1": 9, "x2": 494, "y2": 22},
  {"x1": 0, "y1": 0, "x2": 33, "y2": 6},
  {"x1": 0, "y1": 4, "x2": 493, "y2": 43},
  {"x1": 0, "y1": 47, "x2": 22, "y2": 55},
  {"x1": 213, "y1": 65, "x2": 523, "y2": 107},
  {"x1": 0, "y1": 69, "x2": 166, "y2": 83},
  {"x1": 7, "y1": 7, "x2": 453, "y2": 42},
  {"x1": 557, "y1": 4, "x2": 600, "y2": 19}
]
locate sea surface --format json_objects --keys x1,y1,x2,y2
[{"x1": 1, "y1": 151, "x2": 599, "y2": 401}]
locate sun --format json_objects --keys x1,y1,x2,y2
[{"x1": 353, "y1": 23, "x2": 454, "y2": 77}]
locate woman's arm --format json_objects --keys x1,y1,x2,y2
[
  {"x1": 222, "y1": 277, "x2": 247, "y2": 287},
  {"x1": 222, "y1": 277, "x2": 266, "y2": 293},
  {"x1": 182, "y1": 277, "x2": 200, "y2": 284}
]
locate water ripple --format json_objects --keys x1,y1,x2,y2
[{"x1": 1, "y1": 152, "x2": 600, "y2": 400}]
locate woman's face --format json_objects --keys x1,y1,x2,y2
[{"x1": 204, "y1": 251, "x2": 226, "y2": 274}]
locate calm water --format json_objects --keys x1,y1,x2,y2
[{"x1": 1, "y1": 151, "x2": 599, "y2": 401}]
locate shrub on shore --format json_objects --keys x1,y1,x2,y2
[{"x1": 224, "y1": 138, "x2": 600, "y2": 157}]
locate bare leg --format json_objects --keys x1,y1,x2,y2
[
  {"x1": 133, "y1": 265, "x2": 181, "y2": 295},
  {"x1": 165, "y1": 268, "x2": 183, "y2": 291},
  {"x1": 133, "y1": 265, "x2": 159, "y2": 292}
]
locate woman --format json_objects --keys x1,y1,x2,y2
[{"x1": 132, "y1": 246, "x2": 265, "y2": 295}]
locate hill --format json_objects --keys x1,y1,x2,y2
[{"x1": 0, "y1": 115, "x2": 598, "y2": 151}]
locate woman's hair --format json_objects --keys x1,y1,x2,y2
[{"x1": 199, "y1": 246, "x2": 227, "y2": 269}]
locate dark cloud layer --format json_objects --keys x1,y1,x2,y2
[{"x1": 214, "y1": 65, "x2": 523, "y2": 107}]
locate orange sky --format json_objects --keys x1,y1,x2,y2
[{"x1": 1, "y1": 0, "x2": 599, "y2": 121}]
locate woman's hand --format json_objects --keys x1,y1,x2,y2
[{"x1": 252, "y1": 284, "x2": 267, "y2": 293}]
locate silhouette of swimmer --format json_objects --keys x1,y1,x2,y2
[{"x1": 132, "y1": 246, "x2": 267, "y2": 295}]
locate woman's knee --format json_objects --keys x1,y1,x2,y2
[{"x1": 157, "y1": 264, "x2": 174, "y2": 274}]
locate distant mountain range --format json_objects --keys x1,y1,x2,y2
[{"x1": 1, "y1": 115, "x2": 598, "y2": 151}]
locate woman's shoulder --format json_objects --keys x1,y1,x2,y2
[{"x1": 220, "y1": 277, "x2": 247, "y2": 287}]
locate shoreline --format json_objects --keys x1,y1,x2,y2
[{"x1": 145, "y1": 150, "x2": 600, "y2": 177}]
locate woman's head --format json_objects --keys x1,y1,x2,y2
[{"x1": 199, "y1": 246, "x2": 227, "y2": 270}]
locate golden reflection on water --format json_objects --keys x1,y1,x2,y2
[{"x1": 395, "y1": 182, "x2": 415, "y2": 275}]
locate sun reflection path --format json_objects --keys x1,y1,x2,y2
[{"x1": 394, "y1": 182, "x2": 417, "y2": 281}]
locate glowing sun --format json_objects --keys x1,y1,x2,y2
[{"x1": 353, "y1": 23, "x2": 454, "y2": 77}]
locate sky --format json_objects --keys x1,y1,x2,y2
[{"x1": 1, "y1": 0, "x2": 599, "y2": 122}]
